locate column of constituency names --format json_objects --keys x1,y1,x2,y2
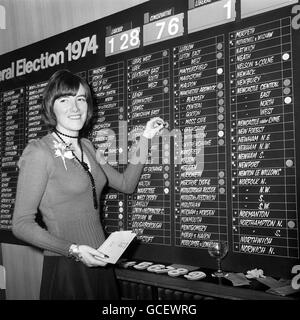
[
  {"x1": 173, "y1": 35, "x2": 228, "y2": 249},
  {"x1": 230, "y1": 18, "x2": 298, "y2": 258},
  {"x1": 25, "y1": 81, "x2": 48, "y2": 142},
  {"x1": 0, "y1": 88, "x2": 26, "y2": 230},
  {"x1": 88, "y1": 63, "x2": 126, "y2": 233},
  {"x1": 127, "y1": 50, "x2": 171, "y2": 245}
]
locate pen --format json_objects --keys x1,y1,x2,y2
[{"x1": 98, "y1": 252, "x2": 109, "y2": 259}]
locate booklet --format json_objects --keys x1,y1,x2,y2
[{"x1": 97, "y1": 231, "x2": 137, "y2": 264}]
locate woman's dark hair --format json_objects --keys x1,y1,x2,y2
[{"x1": 42, "y1": 69, "x2": 94, "y2": 131}]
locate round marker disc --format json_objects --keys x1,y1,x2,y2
[{"x1": 184, "y1": 271, "x2": 206, "y2": 280}]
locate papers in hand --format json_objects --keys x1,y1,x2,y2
[{"x1": 96, "y1": 231, "x2": 136, "y2": 264}]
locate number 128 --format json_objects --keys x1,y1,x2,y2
[{"x1": 106, "y1": 27, "x2": 140, "y2": 56}]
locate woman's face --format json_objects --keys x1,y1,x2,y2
[{"x1": 53, "y1": 84, "x2": 88, "y2": 134}]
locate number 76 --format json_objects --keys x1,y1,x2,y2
[{"x1": 155, "y1": 17, "x2": 180, "y2": 40}]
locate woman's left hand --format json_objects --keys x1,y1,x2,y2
[
  {"x1": 142, "y1": 117, "x2": 165, "y2": 139},
  {"x1": 77, "y1": 245, "x2": 108, "y2": 267}
]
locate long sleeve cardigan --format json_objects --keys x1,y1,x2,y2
[{"x1": 12, "y1": 133, "x2": 148, "y2": 256}]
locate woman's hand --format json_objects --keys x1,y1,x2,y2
[
  {"x1": 95, "y1": 148, "x2": 107, "y2": 165},
  {"x1": 142, "y1": 117, "x2": 165, "y2": 139},
  {"x1": 77, "y1": 245, "x2": 108, "y2": 267}
]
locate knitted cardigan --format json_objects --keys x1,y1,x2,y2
[{"x1": 12, "y1": 133, "x2": 147, "y2": 256}]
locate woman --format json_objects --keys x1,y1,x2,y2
[{"x1": 12, "y1": 69, "x2": 164, "y2": 300}]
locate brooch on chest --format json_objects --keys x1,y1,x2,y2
[{"x1": 53, "y1": 140, "x2": 74, "y2": 170}]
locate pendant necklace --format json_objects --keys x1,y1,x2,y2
[{"x1": 54, "y1": 129, "x2": 98, "y2": 209}]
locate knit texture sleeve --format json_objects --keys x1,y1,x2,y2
[
  {"x1": 99, "y1": 135, "x2": 149, "y2": 193},
  {"x1": 12, "y1": 139, "x2": 72, "y2": 256}
]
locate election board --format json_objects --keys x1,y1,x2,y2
[{"x1": 0, "y1": 0, "x2": 300, "y2": 278}]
